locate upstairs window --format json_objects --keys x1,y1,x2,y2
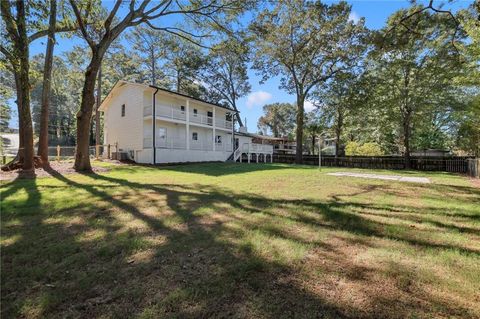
[
  {"x1": 192, "y1": 132, "x2": 198, "y2": 141},
  {"x1": 180, "y1": 105, "x2": 185, "y2": 112},
  {"x1": 121, "y1": 104, "x2": 125, "y2": 117},
  {"x1": 193, "y1": 109, "x2": 198, "y2": 116}
]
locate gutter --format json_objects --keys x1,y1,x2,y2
[{"x1": 152, "y1": 88, "x2": 159, "y2": 164}]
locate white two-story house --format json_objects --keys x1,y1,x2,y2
[{"x1": 100, "y1": 81, "x2": 272, "y2": 164}]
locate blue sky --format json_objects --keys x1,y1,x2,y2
[{"x1": 13, "y1": 0, "x2": 474, "y2": 131}]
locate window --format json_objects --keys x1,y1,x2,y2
[
  {"x1": 192, "y1": 132, "x2": 198, "y2": 141},
  {"x1": 193, "y1": 109, "x2": 198, "y2": 116},
  {"x1": 158, "y1": 128, "x2": 167, "y2": 139},
  {"x1": 215, "y1": 135, "x2": 222, "y2": 144},
  {"x1": 207, "y1": 111, "x2": 213, "y2": 125},
  {"x1": 121, "y1": 104, "x2": 125, "y2": 117},
  {"x1": 180, "y1": 105, "x2": 185, "y2": 112}
]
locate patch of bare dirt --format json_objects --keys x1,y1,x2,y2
[
  {"x1": 469, "y1": 177, "x2": 480, "y2": 188},
  {"x1": 0, "y1": 161, "x2": 120, "y2": 181}
]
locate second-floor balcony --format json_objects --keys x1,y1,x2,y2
[{"x1": 144, "y1": 105, "x2": 232, "y2": 130}]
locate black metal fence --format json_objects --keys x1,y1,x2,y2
[{"x1": 273, "y1": 154, "x2": 475, "y2": 173}]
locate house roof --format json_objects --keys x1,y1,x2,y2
[{"x1": 99, "y1": 80, "x2": 238, "y2": 113}]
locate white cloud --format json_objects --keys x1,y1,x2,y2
[
  {"x1": 304, "y1": 100, "x2": 316, "y2": 112},
  {"x1": 246, "y1": 91, "x2": 272, "y2": 109},
  {"x1": 348, "y1": 11, "x2": 360, "y2": 24}
]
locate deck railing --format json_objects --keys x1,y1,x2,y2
[
  {"x1": 242, "y1": 143, "x2": 273, "y2": 154},
  {"x1": 143, "y1": 137, "x2": 232, "y2": 152},
  {"x1": 143, "y1": 105, "x2": 232, "y2": 129}
]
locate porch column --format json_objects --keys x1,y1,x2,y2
[
  {"x1": 213, "y1": 107, "x2": 216, "y2": 151},
  {"x1": 186, "y1": 99, "x2": 190, "y2": 150}
]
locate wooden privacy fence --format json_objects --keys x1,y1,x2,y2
[
  {"x1": 273, "y1": 154, "x2": 475, "y2": 174},
  {"x1": 467, "y1": 159, "x2": 480, "y2": 178}
]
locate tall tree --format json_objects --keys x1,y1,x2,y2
[
  {"x1": 162, "y1": 35, "x2": 205, "y2": 95},
  {"x1": 200, "y1": 38, "x2": 251, "y2": 126},
  {"x1": 126, "y1": 25, "x2": 168, "y2": 86},
  {"x1": 251, "y1": 0, "x2": 366, "y2": 164},
  {"x1": 257, "y1": 102, "x2": 296, "y2": 137},
  {"x1": 372, "y1": 8, "x2": 465, "y2": 167},
  {"x1": 37, "y1": 0, "x2": 57, "y2": 165},
  {"x1": 69, "y1": 0, "x2": 248, "y2": 171},
  {"x1": 1, "y1": 0, "x2": 78, "y2": 170},
  {"x1": 314, "y1": 70, "x2": 366, "y2": 157},
  {"x1": 1, "y1": 0, "x2": 35, "y2": 170}
]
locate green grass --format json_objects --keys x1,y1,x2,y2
[{"x1": 1, "y1": 162, "x2": 479, "y2": 318}]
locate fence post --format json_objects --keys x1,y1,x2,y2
[
  {"x1": 107, "y1": 144, "x2": 111, "y2": 159},
  {"x1": 2, "y1": 155, "x2": 6, "y2": 165},
  {"x1": 56, "y1": 145, "x2": 60, "y2": 162}
]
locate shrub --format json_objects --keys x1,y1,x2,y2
[{"x1": 345, "y1": 141, "x2": 384, "y2": 156}]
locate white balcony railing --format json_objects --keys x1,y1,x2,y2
[
  {"x1": 143, "y1": 137, "x2": 232, "y2": 151},
  {"x1": 215, "y1": 118, "x2": 233, "y2": 130},
  {"x1": 190, "y1": 113, "x2": 213, "y2": 126},
  {"x1": 242, "y1": 143, "x2": 273, "y2": 154},
  {"x1": 144, "y1": 105, "x2": 232, "y2": 129},
  {"x1": 143, "y1": 105, "x2": 186, "y2": 121}
]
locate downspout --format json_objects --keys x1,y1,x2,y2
[{"x1": 152, "y1": 88, "x2": 159, "y2": 164}]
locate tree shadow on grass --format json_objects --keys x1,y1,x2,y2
[
  {"x1": 158, "y1": 162, "x2": 312, "y2": 177},
  {"x1": 1, "y1": 168, "x2": 478, "y2": 318}
]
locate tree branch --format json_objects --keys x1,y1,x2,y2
[{"x1": 69, "y1": 0, "x2": 95, "y2": 49}]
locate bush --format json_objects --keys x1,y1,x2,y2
[{"x1": 345, "y1": 141, "x2": 384, "y2": 156}]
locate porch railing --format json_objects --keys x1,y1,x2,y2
[
  {"x1": 143, "y1": 105, "x2": 232, "y2": 129},
  {"x1": 242, "y1": 143, "x2": 274, "y2": 154},
  {"x1": 143, "y1": 137, "x2": 232, "y2": 152}
]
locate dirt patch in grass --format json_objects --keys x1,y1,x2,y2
[{"x1": 0, "y1": 161, "x2": 122, "y2": 181}]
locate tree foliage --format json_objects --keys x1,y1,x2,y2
[
  {"x1": 257, "y1": 102, "x2": 296, "y2": 138},
  {"x1": 251, "y1": 0, "x2": 367, "y2": 163}
]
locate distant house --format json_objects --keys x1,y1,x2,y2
[
  {"x1": 235, "y1": 130, "x2": 296, "y2": 155},
  {"x1": 100, "y1": 81, "x2": 272, "y2": 164}
]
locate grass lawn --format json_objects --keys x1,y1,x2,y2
[{"x1": 1, "y1": 162, "x2": 479, "y2": 318}]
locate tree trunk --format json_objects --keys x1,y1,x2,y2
[
  {"x1": 150, "y1": 47, "x2": 156, "y2": 86},
  {"x1": 13, "y1": 71, "x2": 25, "y2": 162},
  {"x1": 74, "y1": 56, "x2": 101, "y2": 172},
  {"x1": 17, "y1": 1, "x2": 34, "y2": 171},
  {"x1": 232, "y1": 100, "x2": 243, "y2": 127},
  {"x1": 95, "y1": 65, "x2": 102, "y2": 146},
  {"x1": 38, "y1": 0, "x2": 57, "y2": 165},
  {"x1": 295, "y1": 95, "x2": 305, "y2": 164},
  {"x1": 403, "y1": 111, "x2": 412, "y2": 169},
  {"x1": 335, "y1": 108, "x2": 343, "y2": 161},
  {"x1": 311, "y1": 135, "x2": 316, "y2": 156}
]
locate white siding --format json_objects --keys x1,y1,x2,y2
[
  {"x1": 104, "y1": 84, "x2": 144, "y2": 151},
  {"x1": 102, "y1": 82, "x2": 241, "y2": 164}
]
